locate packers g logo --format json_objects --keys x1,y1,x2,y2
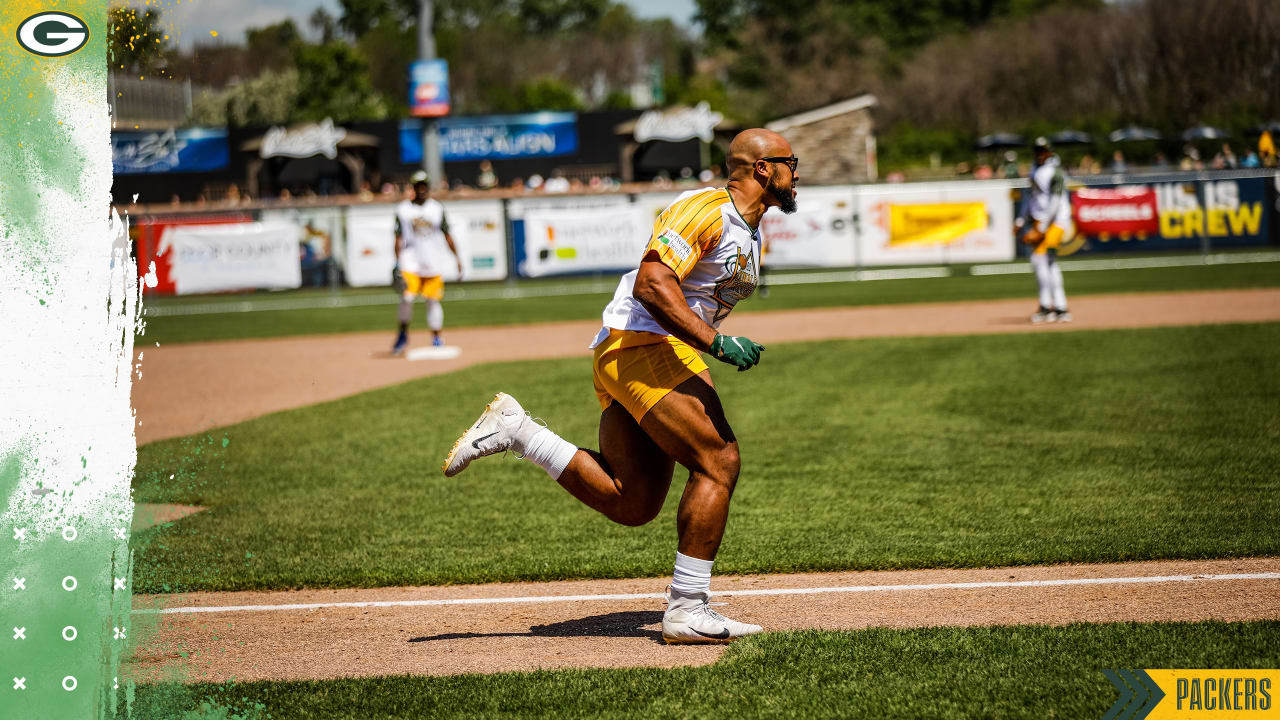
[{"x1": 16, "y1": 12, "x2": 89, "y2": 57}]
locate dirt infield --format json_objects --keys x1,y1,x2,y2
[
  {"x1": 132, "y1": 288, "x2": 1280, "y2": 445},
  {"x1": 130, "y1": 558, "x2": 1280, "y2": 683}
]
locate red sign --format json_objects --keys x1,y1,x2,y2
[{"x1": 1072, "y1": 186, "x2": 1159, "y2": 235}]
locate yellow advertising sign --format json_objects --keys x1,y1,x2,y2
[
  {"x1": 887, "y1": 202, "x2": 988, "y2": 246},
  {"x1": 1104, "y1": 669, "x2": 1279, "y2": 720}
]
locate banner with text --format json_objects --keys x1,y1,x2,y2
[
  {"x1": 519, "y1": 204, "x2": 650, "y2": 277},
  {"x1": 853, "y1": 181, "x2": 1016, "y2": 265},
  {"x1": 400, "y1": 112, "x2": 578, "y2": 164},
  {"x1": 344, "y1": 201, "x2": 508, "y2": 287},
  {"x1": 759, "y1": 186, "x2": 858, "y2": 267},
  {"x1": 112, "y1": 127, "x2": 230, "y2": 174},
  {"x1": 164, "y1": 222, "x2": 301, "y2": 295},
  {"x1": 1065, "y1": 177, "x2": 1270, "y2": 254}
]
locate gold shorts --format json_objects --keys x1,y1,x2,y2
[
  {"x1": 1034, "y1": 224, "x2": 1066, "y2": 255},
  {"x1": 592, "y1": 329, "x2": 709, "y2": 422},
  {"x1": 402, "y1": 271, "x2": 444, "y2": 300}
]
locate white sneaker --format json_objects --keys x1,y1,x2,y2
[
  {"x1": 1053, "y1": 309, "x2": 1073, "y2": 323},
  {"x1": 1031, "y1": 308, "x2": 1054, "y2": 324},
  {"x1": 442, "y1": 392, "x2": 533, "y2": 477},
  {"x1": 662, "y1": 586, "x2": 762, "y2": 644}
]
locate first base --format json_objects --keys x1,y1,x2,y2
[{"x1": 406, "y1": 345, "x2": 462, "y2": 361}]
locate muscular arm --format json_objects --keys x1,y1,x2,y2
[{"x1": 632, "y1": 250, "x2": 717, "y2": 352}]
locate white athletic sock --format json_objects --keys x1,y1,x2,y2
[
  {"x1": 425, "y1": 298, "x2": 443, "y2": 331},
  {"x1": 1050, "y1": 264, "x2": 1068, "y2": 311},
  {"x1": 670, "y1": 551, "x2": 713, "y2": 598},
  {"x1": 517, "y1": 425, "x2": 577, "y2": 480}
]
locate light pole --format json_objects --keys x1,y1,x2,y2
[{"x1": 418, "y1": 0, "x2": 444, "y2": 188}]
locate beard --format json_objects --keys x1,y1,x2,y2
[{"x1": 767, "y1": 172, "x2": 798, "y2": 214}]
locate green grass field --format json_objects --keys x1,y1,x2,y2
[
  {"x1": 131, "y1": 621, "x2": 1280, "y2": 720},
  {"x1": 139, "y1": 260, "x2": 1280, "y2": 345},
  {"x1": 131, "y1": 322, "x2": 1280, "y2": 593}
]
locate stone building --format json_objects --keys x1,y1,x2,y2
[{"x1": 766, "y1": 94, "x2": 877, "y2": 185}]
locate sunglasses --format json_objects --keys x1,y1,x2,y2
[{"x1": 761, "y1": 156, "x2": 799, "y2": 172}]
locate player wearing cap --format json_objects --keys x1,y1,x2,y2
[
  {"x1": 1016, "y1": 137, "x2": 1073, "y2": 323},
  {"x1": 393, "y1": 171, "x2": 463, "y2": 354},
  {"x1": 442, "y1": 129, "x2": 800, "y2": 644}
]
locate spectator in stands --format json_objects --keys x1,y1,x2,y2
[
  {"x1": 278, "y1": 188, "x2": 292, "y2": 202},
  {"x1": 1002, "y1": 151, "x2": 1020, "y2": 178},
  {"x1": 1220, "y1": 144, "x2": 1237, "y2": 169},
  {"x1": 359, "y1": 181, "x2": 375, "y2": 201},
  {"x1": 974, "y1": 163, "x2": 993, "y2": 179},
  {"x1": 476, "y1": 160, "x2": 498, "y2": 190},
  {"x1": 225, "y1": 184, "x2": 241, "y2": 205},
  {"x1": 1153, "y1": 152, "x2": 1170, "y2": 169},
  {"x1": 169, "y1": 194, "x2": 181, "y2": 206},
  {"x1": 1259, "y1": 131, "x2": 1277, "y2": 167},
  {"x1": 509, "y1": 177, "x2": 525, "y2": 192},
  {"x1": 543, "y1": 169, "x2": 570, "y2": 193},
  {"x1": 1242, "y1": 150, "x2": 1261, "y2": 168},
  {"x1": 526, "y1": 173, "x2": 545, "y2": 191},
  {"x1": 1109, "y1": 150, "x2": 1127, "y2": 173}
]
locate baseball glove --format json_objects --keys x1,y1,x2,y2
[{"x1": 392, "y1": 267, "x2": 406, "y2": 293}]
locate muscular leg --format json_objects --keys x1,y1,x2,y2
[
  {"x1": 554, "y1": 403, "x2": 676, "y2": 526},
  {"x1": 638, "y1": 371, "x2": 739, "y2": 560}
]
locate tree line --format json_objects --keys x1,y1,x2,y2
[{"x1": 108, "y1": 0, "x2": 1280, "y2": 169}]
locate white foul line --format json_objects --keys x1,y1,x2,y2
[{"x1": 132, "y1": 572, "x2": 1280, "y2": 615}]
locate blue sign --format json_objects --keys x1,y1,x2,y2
[
  {"x1": 112, "y1": 127, "x2": 229, "y2": 174},
  {"x1": 409, "y1": 59, "x2": 450, "y2": 117},
  {"x1": 400, "y1": 112, "x2": 579, "y2": 164}
]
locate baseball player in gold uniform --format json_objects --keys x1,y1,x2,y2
[{"x1": 443, "y1": 129, "x2": 799, "y2": 644}]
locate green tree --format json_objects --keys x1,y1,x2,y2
[
  {"x1": 190, "y1": 70, "x2": 302, "y2": 126},
  {"x1": 292, "y1": 42, "x2": 389, "y2": 122},
  {"x1": 517, "y1": 77, "x2": 583, "y2": 111},
  {"x1": 108, "y1": 5, "x2": 173, "y2": 74},
  {"x1": 245, "y1": 20, "x2": 302, "y2": 70}
]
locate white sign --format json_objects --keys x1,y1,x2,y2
[
  {"x1": 759, "y1": 186, "x2": 857, "y2": 267},
  {"x1": 852, "y1": 180, "x2": 1016, "y2": 266},
  {"x1": 163, "y1": 222, "x2": 301, "y2": 295},
  {"x1": 634, "y1": 101, "x2": 723, "y2": 143},
  {"x1": 344, "y1": 201, "x2": 508, "y2": 287},
  {"x1": 259, "y1": 118, "x2": 347, "y2": 159},
  {"x1": 520, "y1": 205, "x2": 650, "y2": 277}
]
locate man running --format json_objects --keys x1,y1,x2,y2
[
  {"x1": 443, "y1": 129, "x2": 799, "y2": 644},
  {"x1": 1015, "y1": 137, "x2": 1073, "y2": 323},
  {"x1": 392, "y1": 171, "x2": 463, "y2": 354}
]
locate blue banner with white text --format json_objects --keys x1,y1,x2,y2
[
  {"x1": 400, "y1": 112, "x2": 578, "y2": 164},
  {"x1": 112, "y1": 127, "x2": 230, "y2": 174}
]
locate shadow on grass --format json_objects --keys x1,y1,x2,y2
[{"x1": 408, "y1": 610, "x2": 665, "y2": 644}]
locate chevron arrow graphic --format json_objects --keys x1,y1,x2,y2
[
  {"x1": 1102, "y1": 670, "x2": 1134, "y2": 720},
  {"x1": 1120, "y1": 670, "x2": 1148, "y2": 719},
  {"x1": 1130, "y1": 670, "x2": 1165, "y2": 720}
]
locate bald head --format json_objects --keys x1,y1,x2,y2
[{"x1": 727, "y1": 129, "x2": 793, "y2": 178}]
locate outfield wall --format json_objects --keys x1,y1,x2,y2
[{"x1": 130, "y1": 171, "x2": 1279, "y2": 294}]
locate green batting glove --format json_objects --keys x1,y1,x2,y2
[{"x1": 710, "y1": 333, "x2": 765, "y2": 372}]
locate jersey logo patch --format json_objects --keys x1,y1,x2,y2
[{"x1": 657, "y1": 229, "x2": 694, "y2": 262}]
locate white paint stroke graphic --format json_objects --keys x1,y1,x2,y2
[{"x1": 133, "y1": 572, "x2": 1280, "y2": 615}]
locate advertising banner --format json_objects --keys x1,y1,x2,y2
[
  {"x1": 261, "y1": 206, "x2": 345, "y2": 287},
  {"x1": 759, "y1": 186, "x2": 857, "y2": 267},
  {"x1": 1072, "y1": 186, "x2": 1159, "y2": 237},
  {"x1": 163, "y1": 222, "x2": 301, "y2": 295},
  {"x1": 439, "y1": 199, "x2": 508, "y2": 281},
  {"x1": 1065, "y1": 177, "x2": 1271, "y2": 253},
  {"x1": 345, "y1": 204, "x2": 397, "y2": 287},
  {"x1": 345, "y1": 201, "x2": 508, "y2": 287},
  {"x1": 519, "y1": 204, "x2": 649, "y2": 277},
  {"x1": 400, "y1": 112, "x2": 578, "y2": 164},
  {"x1": 853, "y1": 181, "x2": 1016, "y2": 265},
  {"x1": 409, "y1": 59, "x2": 450, "y2": 117},
  {"x1": 112, "y1": 127, "x2": 230, "y2": 174}
]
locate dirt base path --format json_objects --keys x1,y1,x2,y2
[
  {"x1": 129, "y1": 558, "x2": 1280, "y2": 683},
  {"x1": 133, "y1": 288, "x2": 1280, "y2": 445}
]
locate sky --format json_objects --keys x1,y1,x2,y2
[{"x1": 152, "y1": 0, "x2": 699, "y2": 49}]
